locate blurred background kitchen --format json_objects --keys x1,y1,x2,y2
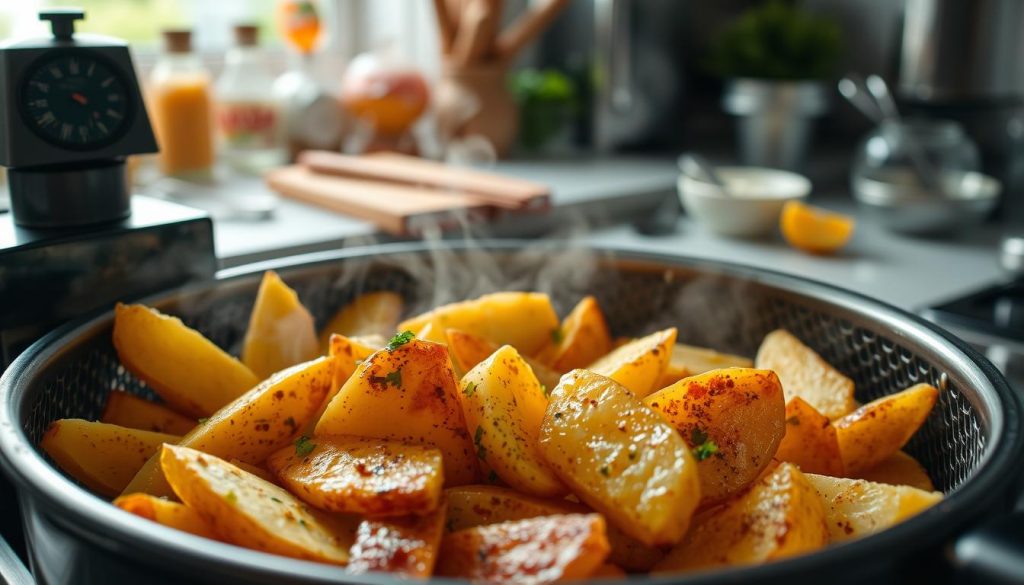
[{"x1": 3, "y1": 0, "x2": 1024, "y2": 380}]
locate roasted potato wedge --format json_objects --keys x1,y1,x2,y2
[
  {"x1": 853, "y1": 451, "x2": 934, "y2": 491},
  {"x1": 303, "y1": 333, "x2": 380, "y2": 434},
  {"x1": 101, "y1": 390, "x2": 196, "y2": 435},
  {"x1": 241, "y1": 271, "x2": 319, "y2": 380},
  {"x1": 657, "y1": 343, "x2": 754, "y2": 389},
  {"x1": 436, "y1": 514, "x2": 610, "y2": 584},
  {"x1": 319, "y1": 290, "x2": 404, "y2": 351},
  {"x1": 315, "y1": 339, "x2": 479, "y2": 485},
  {"x1": 41, "y1": 419, "x2": 179, "y2": 497},
  {"x1": 655, "y1": 463, "x2": 829, "y2": 573},
  {"x1": 229, "y1": 459, "x2": 279, "y2": 485},
  {"x1": 755, "y1": 329, "x2": 856, "y2": 419},
  {"x1": 805, "y1": 473, "x2": 942, "y2": 542},
  {"x1": 834, "y1": 384, "x2": 938, "y2": 474},
  {"x1": 458, "y1": 345, "x2": 565, "y2": 497},
  {"x1": 539, "y1": 369, "x2": 701, "y2": 547},
  {"x1": 114, "y1": 493, "x2": 218, "y2": 539},
  {"x1": 398, "y1": 292, "x2": 559, "y2": 356},
  {"x1": 644, "y1": 368, "x2": 786, "y2": 503},
  {"x1": 113, "y1": 303, "x2": 260, "y2": 417},
  {"x1": 348, "y1": 502, "x2": 447, "y2": 577},
  {"x1": 446, "y1": 329, "x2": 561, "y2": 390},
  {"x1": 161, "y1": 444, "x2": 353, "y2": 564},
  {"x1": 586, "y1": 328, "x2": 676, "y2": 398},
  {"x1": 124, "y1": 356, "x2": 334, "y2": 497},
  {"x1": 268, "y1": 435, "x2": 443, "y2": 517},
  {"x1": 535, "y1": 296, "x2": 613, "y2": 373},
  {"x1": 775, "y1": 397, "x2": 844, "y2": 476}
]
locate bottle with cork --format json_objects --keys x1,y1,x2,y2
[
  {"x1": 215, "y1": 24, "x2": 286, "y2": 172},
  {"x1": 149, "y1": 29, "x2": 215, "y2": 178}
]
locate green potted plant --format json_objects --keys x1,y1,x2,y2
[{"x1": 708, "y1": 1, "x2": 843, "y2": 170}]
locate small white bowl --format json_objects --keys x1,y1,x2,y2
[{"x1": 678, "y1": 166, "x2": 812, "y2": 237}]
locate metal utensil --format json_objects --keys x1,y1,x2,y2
[
  {"x1": 678, "y1": 152, "x2": 730, "y2": 195},
  {"x1": 865, "y1": 75, "x2": 943, "y2": 194},
  {"x1": 838, "y1": 76, "x2": 883, "y2": 124}
]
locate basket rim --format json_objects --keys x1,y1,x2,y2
[{"x1": 1, "y1": 240, "x2": 1021, "y2": 584}]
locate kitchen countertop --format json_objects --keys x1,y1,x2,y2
[{"x1": 210, "y1": 157, "x2": 1009, "y2": 313}]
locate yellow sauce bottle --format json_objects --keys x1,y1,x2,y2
[{"x1": 149, "y1": 30, "x2": 214, "y2": 177}]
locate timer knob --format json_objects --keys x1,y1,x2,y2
[{"x1": 39, "y1": 8, "x2": 85, "y2": 41}]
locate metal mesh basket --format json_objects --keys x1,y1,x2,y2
[{"x1": 2, "y1": 242, "x2": 1021, "y2": 585}]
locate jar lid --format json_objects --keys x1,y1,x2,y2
[
  {"x1": 234, "y1": 24, "x2": 259, "y2": 47},
  {"x1": 162, "y1": 29, "x2": 193, "y2": 54}
]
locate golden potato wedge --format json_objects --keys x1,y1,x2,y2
[
  {"x1": 113, "y1": 493, "x2": 218, "y2": 540},
  {"x1": 655, "y1": 463, "x2": 829, "y2": 573},
  {"x1": 41, "y1": 419, "x2": 179, "y2": 497},
  {"x1": 101, "y1": 390, "x2": 196, "y2": 435},
  {"x1": 657, "y1": 343, "x2": 754, "y2": 389},
  {"x1": 535, "y1": 296, "x2": 613, "y2": 373},
  {"x1": 804, "y1": 473, "x2": 942, "y2": 542},
  {"x1": 444, "y1": 484, "x2": 664, "y2": 572},
  {"x1": 268, "y1": 435, "x2": 443, "y2": 517},
  {"x1": 348, "y1": 502, "x2": 447, "y2": 577},
  {"x1": 302, "y1": 333, "x2": 380, "y2": 434},
  {"x1": 413, "y1": 322, "x2": 450, "y2": 346},
  {"x1": 242, "y1": 271, "x2": 319, "y2": 380},
  {"x1": 458, "y1": 345, "x2": 565, "y2": 497},
  {"x1": 446, "y1": 329, "x2": 562, "y2": 390},
  {"x1": 775, "y1": 397, "x2": 844, "y2": 476},
  {"x1": 398, "y1": 292, "x2": 559, "y2": 356},
  {"x1": 853, "y1": 451, "x2": 934, "y2": 491},
  {"x1": 160, "y1": 444, "x2": 352, "y2": 564},
  {"x1": 586, "y1": 328, "x2": 676, "y2": 398},
  {"x1": 229, "y1": 459, "x2": 279, "y2": 485},
  {"x1": 644, "y1": 368, "x2": 785, "y2": 504},
  {"x1": 539, "y1": 369, "x2": 701, "y2": 547},
  {"x1": 124, "y1": 356, "x2": 334, "y2": 497},
  {"x1": 834, "y1": 384, "x2": 939, "y2": 474},
  {"x1": 318, "y1": 290, "x2": 404, "y2": 352},
  {"x1": 113, "y1": 303, "x2": 260, "y2": 417},
  {"x1": 315, "y1": 339, "x2": 479, "y2": 485},
  {"x1": 755, "y1": 329, "x2": 856, "y2": 419},
  {"x1": 436, "y1": 514, "x2": 610, "y2": 584}
]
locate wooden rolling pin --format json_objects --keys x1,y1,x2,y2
[{"x1": 297, "y1": 150, "x2": 551, "y2": 211}]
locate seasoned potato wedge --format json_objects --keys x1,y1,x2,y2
[
  {"x1": 436, "y1": 514, "x2": 610, "y2": 584},
  {"x1": 114, "y1": 493, "x2": 218, "y2": 539},
  {"x1": 229, "y1": 459, "x2": 279, "y2": 485},
  {"x1": 805, "y1": 473, "x2": 942, "y2": 542},
  {"x1": 655, "y1": 463, "x2": 829, "y2": 573},
  {"x1": 535, "y1": 296, "x2": 613, "y2": 373},
  {"x1": 124, "y1": 356, "x2": 334, "y2": 497},
  {"x1": 348, "y1": 502, "x2": 447, "y2": 577},
  {"x1": 101, "y1": 390, "x2": 196, "y2": 435},
  {"x1": 853, "y1": 451, "x2": 934, "y2": 491},
  {"x1": 399, "y1": 292, "x2": 559, "y2": 356},
  {"x1": 447, "y1": 329, "x2": 561, "y2": 390},
  {"x1": 775, "y1": 397, "x2": 844, "y2": 476},
  {"x1": 657, "y1": 344, "x2": 754, "y2": 389},
  {"x1": 113, "y1": 303, "x2": 260, "y2": 417},
  {"x1": 834, "y1": 384, "x2": 939, "y2": 474},
  {"x1": 319, "y1": 290, "x2": 404, "y2": 351},
  {"x1": 160, "y1": 444, "x2": 353, "y2": 565},
  {"x1": 586, "y1": 328, "x2": 676, "y2": 398},
  {"x1": 755, "y1": 329, "x2": 856, "y2": 419},
  {"x1": 303, "y1": 333, "x2": 380, "y2": 434},
  {"x1": 41, "y1": 419, "x2": 179, "y2": 497},
  {"x1": 644, "y1": 368, "x2": 785, "y2": 503},
  {"x1": 268, "y1": 436, "x2": 443, "y2": 517},
  {"x1": 539, "y1": 369, "x2": 701, "y2": 546},
  {"x1": 458, "y1": 345, "x2": 565, "y2": 497},
  {"x1": 315, "y1": 339, "x2": 479, "y2": 485},
  {"x1": 242, "y1": 271, "x2": 319, "y2": 380}
]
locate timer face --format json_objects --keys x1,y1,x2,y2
[{"x1": 19, "y1": 52, "x2": 132, "y2": 149}]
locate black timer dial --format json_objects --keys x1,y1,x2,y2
[{"x1": 21, "y1": 53, "x2": 131, "y2": 149}]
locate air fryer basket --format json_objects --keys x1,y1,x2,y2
[{"x1": 0, "y1": 242, "x2": 1021, "y2": 585}]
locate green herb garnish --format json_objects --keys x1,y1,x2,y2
[
  {"x1": 550, "y1": 327, "x2": 563, "y2": 344},
  {"x1": 270, "y1": 496, "x2": 283, "y2": 504},
  {"x1": 197, "y1": 417, "x2": 208, "y2": 424},
  {"x1": 386, "y1": 330, "x2": 415, "y2": 351},
  {"x1": 295, "y1": 435, "x2": 316, "y2": 457},
  {"x1": 384, "y1": 369, "x2": 402, "y2": 388},
  {"x1": 474, "y1": 426, "x2": 487, "y2": 460},
  {"x1": 690, "y1": 428, "x2": 719, "y2": 461},
  {"x1": 225, "y1": 491, "x2": 237, "y2": 505},
  {"x1": 541, "y1": 384, "x2": 550, "y2": 398},
  {"x1": 463, "y1": 381, "x2": 478, "y2": 397}
]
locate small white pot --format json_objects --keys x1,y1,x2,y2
[{"x1": 678, "y1": 166, "x2": 812, "y2": 238}]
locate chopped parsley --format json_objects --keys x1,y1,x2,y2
[
  {"x1": 474, "y1": 426, "x2": 487, "y2": 460},
  {"x1": 386, "y1": 330, "x2": 415, "y2": 351},
  {"x1": 225, "y1": 491, "x2": 238, "y2": 505},
  {"x1": 197, "y1": 417, "x2": 208, "y2": 424},
  {"x1": 298, "y1": 519, "x2": 309, "y2": 530},
  {"x1": 270, "y1": 496, "x2": 283, "y2": 504},
  {"x1": 550, "y1": 327, "x2": 564, "y2": 344},
  {"x1": 541, "y1": 384, "x2": 550, "y2": 398},
  {"x1": 690, "y1": 428, "x2": 719, "y2": 461},
  {"x1": 385, "y1": 369, "x2": 403, "y2": 388},
  {"x1": 786, "y1": 415, "x2": 801, "y2": 426},
  {"x1": 463, "y1": 381, "x2": 478, "y2": 397},
  {"x1": 295, "y1": 435, "x2": 317, "y2": 457}
]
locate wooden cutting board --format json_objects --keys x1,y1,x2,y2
[{"x1": 266, "y1": 165, "x2": 493, "y2": 235}]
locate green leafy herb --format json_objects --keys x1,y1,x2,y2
[
  {"x1": 474, "y1": 426, "x2": 487, "y2": 460},
  {"x1": 197, "y1": 417, "x2": 208, "y2": 424},
  {"x1": 270, "y1": 496, "x2": 283, "y2": 504},
  {"x1": 295, "y1": 435, "x2": 316, "y2": 457},
  {"x1": 541, "y1": 384, "x2": 549, "y2": 398},
  {"x1": 690, "y1": 428, "x2": 719, "y2": 461},
  {"x1": 225, "y1": 491, "x2": 237, "y2": 505},
  {"x1": 463, "y1": 381, "x2": 478, "y2": 397},
  {"x1": 386, "y1": 330, "x2": 415, "y2": 351},
  {"x1": 298, "y1": 519, "x2": 309, "y2": 529},
  {"x1": 550, "y1": 327, "x2": 564, "y2": 344},
  {"x1": 599, "y1": 465, "x2": 610, "y2": 477},
  {"x1": 385, "y1": 369, "x2": 402, "y2": 388},
  {"x1": 786, "y1": 415, "x2": 801, "y2": 426}
]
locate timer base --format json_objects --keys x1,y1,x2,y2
[{"x1": 7, "y1": 159, "x2": 130, "y2": 228}]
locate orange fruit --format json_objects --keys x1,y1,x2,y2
[{"x1": 780, "y1": 201, "x2": 855, "y2": 255}]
